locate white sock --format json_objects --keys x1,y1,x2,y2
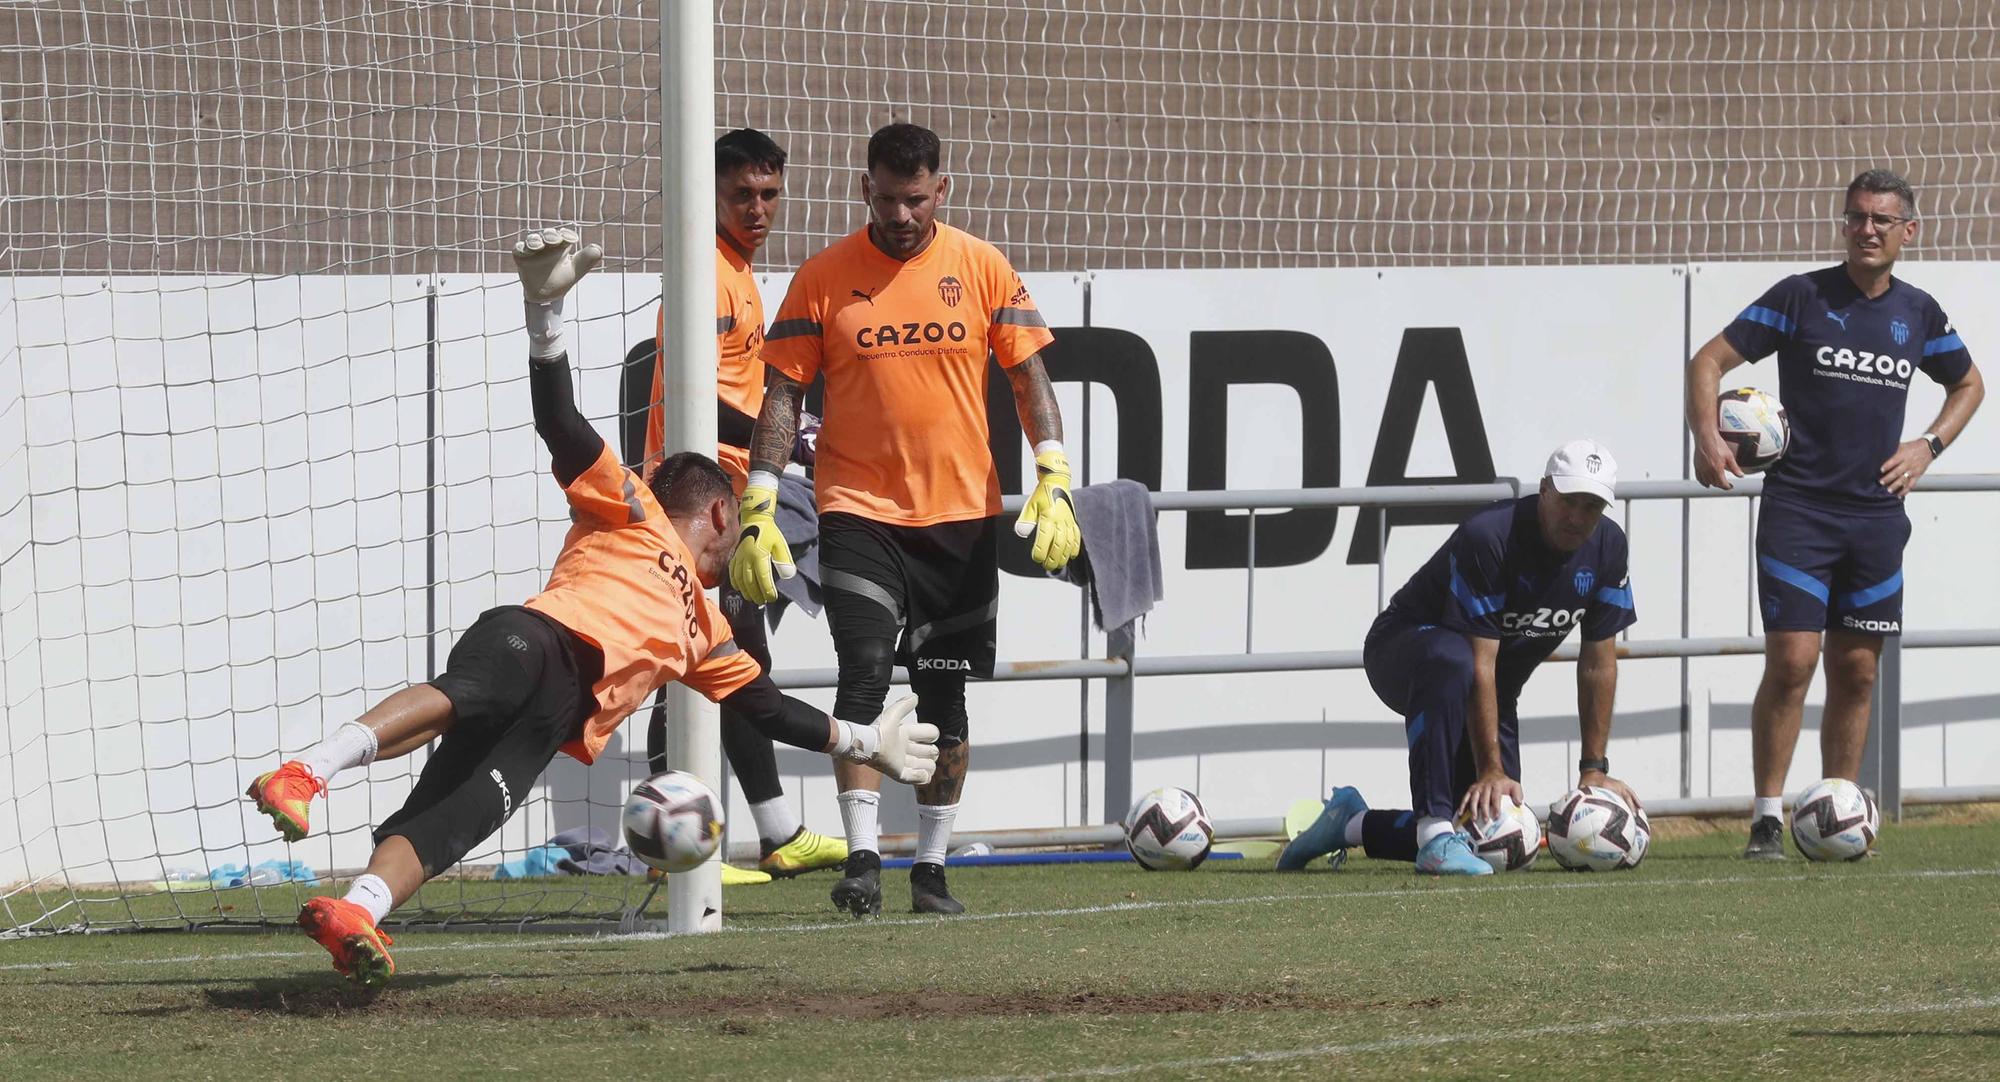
[
  {"x1": 343, "y1": 872, "x2": 394, "y2": 925},
  {"x1": 838, "y1": 789, "x2": 881, "y2": 855},
  {"x1": 524, "y1": 299, "x2": 566, "y2": 359},
  {"x1": 1343, "y1": 817, "x2": 1367, "y2": 848},
  {"x1": 915, "y1": 802, "x2": 959, "y2": 866},
  {"x1": 750, "y1": 797, "x2": 803, "y2": 847},
  {"x1": 1416, "y1": 816, "x2": 1455, "y2": 849},
  {"x1": 298, "y1": 722, "x2": 378, "y2": 786},
  {"x1": 1755, "y1": 796, "x2": 1784, "y2": 821}
]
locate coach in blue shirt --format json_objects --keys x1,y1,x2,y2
[
  {"x1": 1279, "y1": 440, "x2": 1640, "y2": 876},
  {"x1": 1685, "y1": 169, "x2": 1985, "y2": 860}
]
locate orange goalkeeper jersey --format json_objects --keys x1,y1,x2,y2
[
  {"x1": 524, "y1": 445, "x2": 762, "y2": 763},
  {"x1": 645, "y1": 234, "x2": 766, "y2": 491},
  {"x1": 761, "y1": 223, "x2": 1054, "y2": 526}
]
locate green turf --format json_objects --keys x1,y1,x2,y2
[{"x1": 4, "y1": 811, "x2": 1999, "y2": 1080}]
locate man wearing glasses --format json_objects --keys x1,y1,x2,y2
[{"x1": 1684, "y1": 169, "x2": 1984, "y2": 859}]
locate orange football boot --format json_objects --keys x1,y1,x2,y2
[
  {"x1": 297, "y1": 896, "x2": 395, "y2": 989},
  {"x1": 246, "y1": 761, "x2": 324, "y2": 842}
]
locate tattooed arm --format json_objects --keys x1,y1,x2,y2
[
  {"x1": 1004, "y1": 353, "x2": 1065, "y2": 447},
  {"x1": 748, "y1": 370, "x2": 805, "y2": 477}
]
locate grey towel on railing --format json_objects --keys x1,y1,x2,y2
[
  {"x1": 768, "y1": 472, "x2": 823, "y2": 626},
  {"x1": 1063, "y1": 479, "x2": 1165, "y2": 634}
]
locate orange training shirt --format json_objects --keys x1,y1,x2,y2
[
  {"x1": 523, "y1": 445, "x2": 762, "y2": 763},
  {"x1": 761, "y1": 223, "x2": 1054, "y2": 526},
  {"x1": 645, "y1": 234, "x2": 766, "y2": 491}
]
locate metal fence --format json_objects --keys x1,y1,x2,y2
[{"x1": 770, "y1": 475, "x2": 2000, "y2": 845}]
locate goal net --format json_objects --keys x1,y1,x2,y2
[
  {"x1": 5, "y1": 0, "x2": 1996, "y2": 932},
  {"x1": 0, "y1": 2, "x2": 671, "y2": 933}
]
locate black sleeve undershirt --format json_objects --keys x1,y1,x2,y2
[
  {"x1": 717, "y1": 400, "x2": 757, "y2": 451},
  {"x1": 718, "y1": 674, "x2": 830, "y2": 753},
  {"x1": 529, "y1": 353, "x2": 606, "y2": 487}
]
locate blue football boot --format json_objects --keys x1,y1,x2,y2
[
  {"x1": 1415, "y1": 830, "x2": 1494, "y2": 876},
  {"x1": 1276, "y1": 786, "x2": 1368, "y2": 871}
]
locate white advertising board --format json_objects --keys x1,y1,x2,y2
[{"x1": 4, "y1": 263, "x2": 1997, "y2": 887}]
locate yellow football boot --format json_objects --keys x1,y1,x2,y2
[
  {"x1": 759, "y1": 828, "x2": 850, "y2": 878},
  {"x1": 646, "y1": 864, "x2": 773, "y2": 886}
]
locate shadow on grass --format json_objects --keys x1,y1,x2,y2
[
  {"x1": 198, "y1": 974, "x2": 468, "y2": 1015},
  {"x1": 73, "y1": 960, "x2": 761, "y2": 992},
  {"x1": 717, "y1": 909, "x2": 871, "y2": 922},
  {"x1": 97, "y1": 960, "x2": 768, "y2": 1017},
  {"x1": 94, "y1": 974, "x2": 470, "y2": 1018}
]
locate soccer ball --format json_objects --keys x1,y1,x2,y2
[
  {"x1": 621, "y1": 771, "x2": 724, "y2": 873},
  {"x1": 1620, "y1": 805, "x2": 1653, "y2": 869},
  {"x1": 1460, "y1": 798, "x2": 1542, "y2": 872},
  {"x1": 1790, "y1": 778, "x2": 1879, "y2": 862},
  {"x1": 1716, "y1": 387, "x2": 1790, "y2": 473},
  {"x1": 1123, "y1": 786, "x2": 1213, "y2": 871},
  {"x1": 1546, "y1": 786, "x2": 1642, "y2": 872}
]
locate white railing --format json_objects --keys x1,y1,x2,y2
[{"x1": 771, "y1": 474, "x2": 2000, "y2": 841}]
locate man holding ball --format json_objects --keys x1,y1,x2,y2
[{"x1": 1684, "y1": 169, "x2": 1982, "y2": 860}]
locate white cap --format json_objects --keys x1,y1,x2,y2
[{"x1": 1544, "y1": 438, "x2": 1617, "y2": 503}]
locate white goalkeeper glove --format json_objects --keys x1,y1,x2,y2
[
  {"x1": 830, "y1": 696, "x2": 940, "y2": 785},
  {"x1": 511, "y1": 226, "x2": 604, "y2": 359}
]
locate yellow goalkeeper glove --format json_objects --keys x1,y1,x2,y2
[
  {"x1": 1013, "y1": 446, "x2": 1081, "y2": 572},
  {"x1": 729, "y1": 474, "x2": 796, "y2": 604}
]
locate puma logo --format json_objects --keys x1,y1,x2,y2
[
  {"x1": 850, "y1": 288, "x2": 877, "y2": 305},
  {"x1": 1827, "y1": 310, "x2": 1850, "y2": 330}
]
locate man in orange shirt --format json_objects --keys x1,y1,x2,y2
[
  {"x1": 639, "y1": 129, "x2": 845, "y2": 881},
  {"x1": 244, "y1": 228, "x2": 939, "y2": 988},
  {"x1": 732, "y1": 123, "x2": 1082, "y2": 917}
]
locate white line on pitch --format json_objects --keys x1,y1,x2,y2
[
  {"x1": 949, "y1": 994, "x2": 2000, "y2": 1081},
  {"x1": 3, "y1": 865, "x2": 1996, "y2": 975}
]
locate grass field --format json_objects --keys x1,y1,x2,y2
[{"x1": 4, "y1": 809, "x2": 1999, "y2": 1080}]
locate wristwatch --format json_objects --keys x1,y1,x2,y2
[
  {"x1": 1578, "y1": 757, "x2": 1610, "y2": 775},
  {"x1": 1922, "y1": 431, "x2": 1946, "y2": 459}
]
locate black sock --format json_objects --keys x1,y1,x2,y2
[{"x1": 1361, "y1": 809, "x2": 1420, "y2": 862}]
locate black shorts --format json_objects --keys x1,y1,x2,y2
[
  {"x1": 376, "y1": 605, "x2": 601, "y2": 874},
  {"x1": 424, "y1": 605, "x2": 600, "y2": 741},
  {"x1": 819, "y1": 512, "x2": 999, "y2": 679}
]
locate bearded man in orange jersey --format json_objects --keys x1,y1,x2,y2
[{"x1": 732, "y1": 123, "x2": 1081, "y2": 918}]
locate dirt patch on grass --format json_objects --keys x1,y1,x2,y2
[
  {"x1": 692, "y1": 989, "x2": 1451, "y2": 1022},
  {"x1": 204, "y1": 983, "x2": 1448, "y2": 1021}
]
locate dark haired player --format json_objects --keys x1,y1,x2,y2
[
  {"x1": 638, "y1": 128, "x2": 847, "y2": 882},
  {"x1": 1685, "y1": 169, "x2": 1983, "y2": 859},
  {"x1": 245, "y1": 229, "x2": 938, "y2": 987}
]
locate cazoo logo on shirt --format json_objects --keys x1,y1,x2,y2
[
  {"x1": 1816, "y1": 346, "x2": 1913, "y2": 381},
  {"x1": 857, "y1": 321, "x2": 968, "y2": 348},
  {"x1": 1501, "y1": 607, "x2": 1586, "y2": 637}
]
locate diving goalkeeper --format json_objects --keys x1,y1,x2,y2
[{"x1": 243, "y1": 228, "x2": 939, "y2": 989}]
